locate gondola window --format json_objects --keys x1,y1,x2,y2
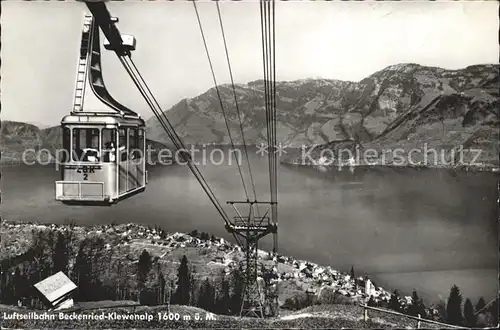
[
  {"x1": 119, "y1": 128, "x2": 128, "y2": 161},
  {"x1": 71, "y1": 128, "x2": 100, "y2": 162},
  {"x1": 101, "y1": 128, "x2": 117, "y2": 163}
]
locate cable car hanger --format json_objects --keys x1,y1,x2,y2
[{"x1": 73, "y1": 12, "x2": 139, "y2": 119}]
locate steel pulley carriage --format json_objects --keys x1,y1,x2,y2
[{"x1": 55, "y1": 13, "x2": 147, "y2": 205}]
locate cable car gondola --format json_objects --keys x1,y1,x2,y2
[{"x1": 55, "y1": 14, "x2": 147, "y2": 205}]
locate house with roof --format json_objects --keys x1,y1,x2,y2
[{"x1": 33, "y1": 271, "x2": 77, "y2": 311}]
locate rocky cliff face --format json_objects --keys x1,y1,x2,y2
[
  {"x1": 146, "y1": 63, "x2": 499, "y2": 167},
  {"x1": 0, "y1": 121, "x2": 44, "y2": 164}
]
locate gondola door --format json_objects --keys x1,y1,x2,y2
[{"x1": 118, "y1": 128, "x2": 128, "y2": 195}]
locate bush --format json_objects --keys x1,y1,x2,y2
[
  {"x1": 139, "y1": 289, "x2": 157, "y2": 306},
  {"x1": 318, "y1": 287, "x2": 356, "y2": 305},
  {"x1": 282, "y1": 292, "x2": 315, "y2": 310}
]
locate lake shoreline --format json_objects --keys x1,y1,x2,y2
[{"x1": 280, "y1": 160, "x2": 500, "y2": 173}]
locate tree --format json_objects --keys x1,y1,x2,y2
[
  {"x1": 488, "y1": 298, "x2": 499, "y2": 326},
  {"x1": 446, "y1": 285, "x2": 464, "y2": 326},
  {"x1": 230, "y1": 267, "x2": 244, "y2": 315},
  {"x1": 350, "y1": 266, "x2": 355, "y2": 281},
  {"x1": 475, "y1": 297, "x2": 486, "y2": 314},
  {"x1": 463, "y1": 298, "x2": 476, "y2": 327},
  {"x1": 73, "y1": 241, "x2": 92, "y2": 301},
  {"x1": 172, "y1": 255, "x2": 192, "y2": 305},
  {"x1": 197, "y1": 278, "x2": 215, "y2": 312},
  {"x1": 0, "y1": 267, "x2": 9, "y2": 304},
  {"x1": 407, "y1": 289, "x2": 426, "y2": 318},
  {"x1": 157, "y1": 272, "x2": 166, "y2": 305},
  {"x1": 189, "y1": 230, "x2": 199, "y2": 238},
  {"x1": 216, "y1": 276, "x2": 231, "y2": 315},
  {"x1": 408, "y1": 289, "x2": 420, "y2": 316},
  {"x1": 389, "y1": 290, "x2": 402, "y2": 312},
  {"x1": 53, "y1": 232, "x2": 69, "y2": 274},
  {"x1": 435, "y1": 300, "x2": 447, "y2": 322},
  {"x1": 13, "y1": 267, "x2": 23, "y2": 304},
  {"x1": 210, "y1": 234, "x2": 216, "y2": 242},
  {"x1": 137, "y1": 250, "x2": 153, "y2": 304},
  {"x1": 137, "y1": 250, "x2": 152, "y2": 283}
]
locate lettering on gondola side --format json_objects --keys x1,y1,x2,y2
[{"x1": 75, "y1": 165, "x2": 100, "y2": 180}]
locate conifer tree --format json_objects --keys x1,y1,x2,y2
[
  {"x1": 217, "y1": 276, "x2": 231, "y2": 314},
  {"x1": 475, "y1": 297, "x2": 486, "y2": 314},
  {"x1": 446, "y1": 285, "x2": 464, "y2": 326},
  {"x1": 173, "y1": 255, "x2": 192, "y2": 305},
  {"x1": 389, "y1": 290, "x2": 402, "y2": 312},
  {"x1": 230, "y1": 267, "x2": 244, "y2": 315},
  {"x1": 137, "y1": 250, "x2": 153, "y2": 304},
  {"x1": 463, "y1": 298, "x2": 476, "y2": 327},
  {"x1": 53, "y1": 232, "x2": 69, "y2": 274},
  {"x1": 74, "y1": 241, "x2": 92, "y2": 301}
]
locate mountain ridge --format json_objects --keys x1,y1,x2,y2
[
  {"x1": 2, "y1": 63, "x2": 498, "y2": 167},
  {"x1": 144, "y1": 62, "x2": 498, "y2": 168}
]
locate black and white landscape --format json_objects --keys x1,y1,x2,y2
[{"x1": 1, "y1": 0, "x2": 498, "y2": 328}]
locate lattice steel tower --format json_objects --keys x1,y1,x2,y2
[{"x1": 225, "y1": 201, "x2": 278, "y2": 318}]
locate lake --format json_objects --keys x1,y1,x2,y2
[{"x1": 1, "y1": 146, "x2": 498, "y2": 305}]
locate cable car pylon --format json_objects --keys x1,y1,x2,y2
[{"x1": 224, "y1": 200, "x2": 278, "y2": 317}]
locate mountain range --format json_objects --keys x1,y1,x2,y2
[
  {"x1": 146, "y1": 63, "x2": 499, "y2": 168},
  {"x1": 1, "y1": 63, "x2": 498, "y2": 167}
]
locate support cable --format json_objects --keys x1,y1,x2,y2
[
  {"x1": 117, "y1": 55, "x2": 243, "y2": 247},
  {"x1": 215, "y1": 1, "x2": 259, "y2": 205},
  {"x1": 271, "y1": 0, "x2": 278, "y2": 254}
]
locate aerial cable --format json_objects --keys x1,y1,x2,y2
[
  {"x1": 267, "y1": 0, "x2": 275, "y2": 204},
  {"x1": 123, "y1": 58, "x2": 225, "y2": 214},
  {"x1": 120, "y1": 58, "x2": 219, "y2": 206},
  {"x1": 260, "y1": 0, "x2": 272, "y2": 197},
  {"x1": 260, "y1": 0, "x2": 278, "y2": 253},
  {"x1": 215, "y1": 1, "x2": 259, "y2": 205},
  {"x1": 271, "y1": 0, "x2": 278, "y2": 253},
  {"x1": 266, "y1": 0, "x2": 278, "y2": 252},
  {"x1": 122, "y1": 56, "x2": 243, "y2": 247},
  {"x1": 192, "y1": 0, "x2": 250, "y2": 202},
  {"x1": 262, "y1": 0, "x2": 275, "y2": 204}
]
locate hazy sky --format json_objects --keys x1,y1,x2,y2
[{"x1": 2, "y1": 0, "x2": 498, "y2": 126}]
